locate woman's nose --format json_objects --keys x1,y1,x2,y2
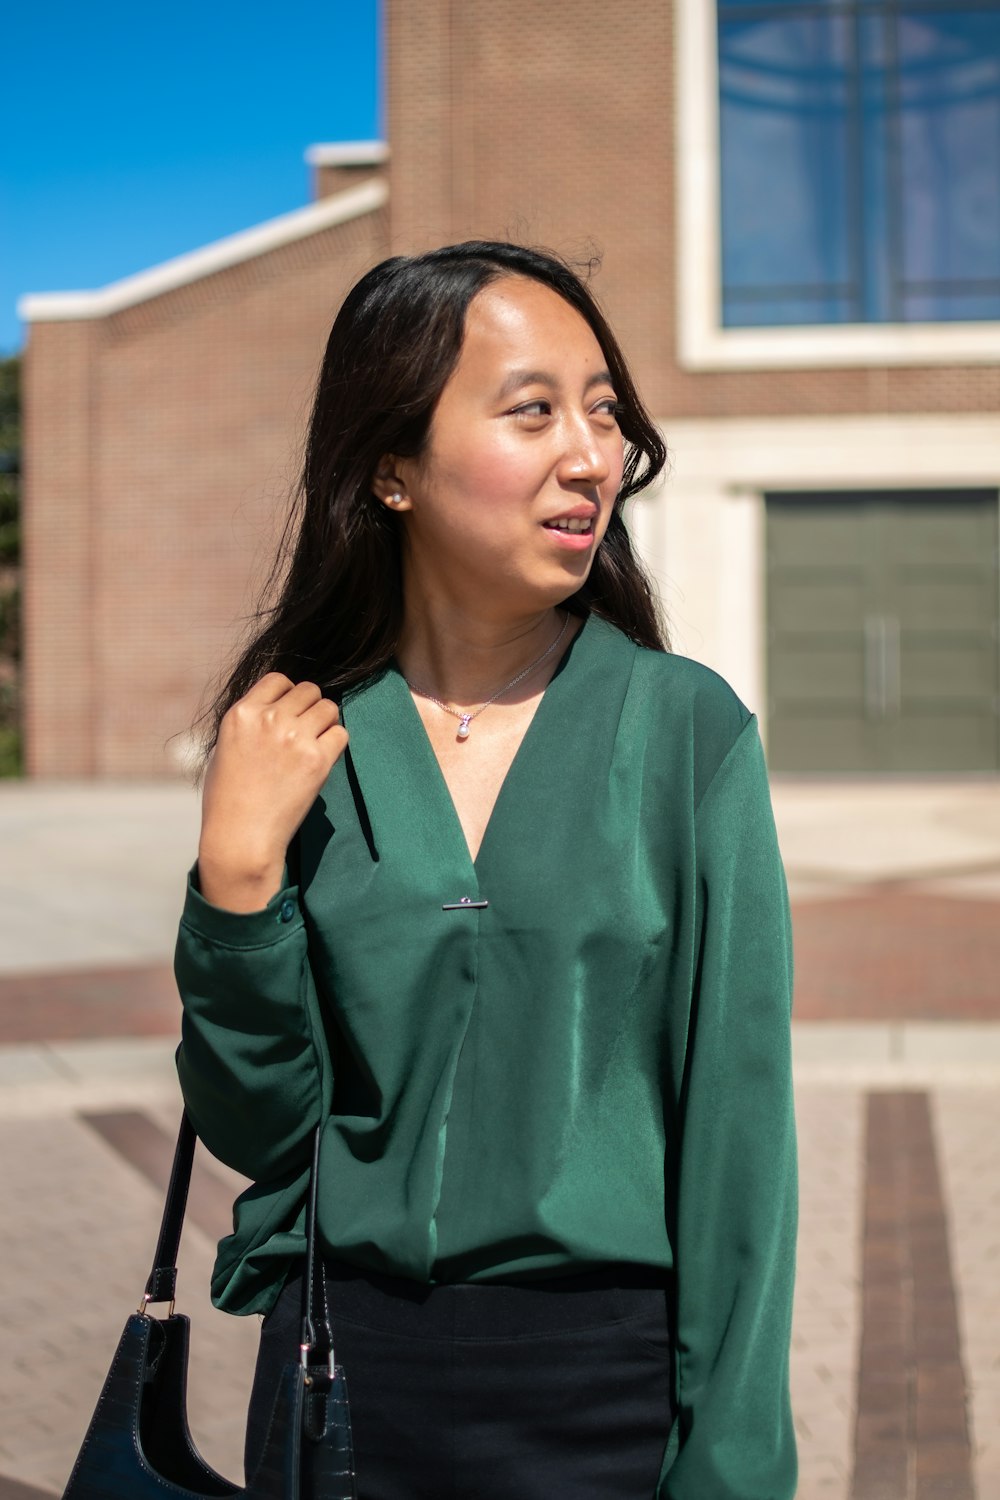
[{"x1": 559, "y1": 418, "x2": 612, "y2": 485}]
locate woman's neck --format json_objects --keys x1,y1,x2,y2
[{"x1": 396, "y1": 600, "x2": 572, "y2": 709}]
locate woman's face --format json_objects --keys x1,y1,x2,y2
[{"x1": 389, "y1": 275, "x2": 625, "y2": 616}]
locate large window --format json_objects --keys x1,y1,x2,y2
[{"x1": 719, "y1": 1, "x2": 1000, "y2": 327}]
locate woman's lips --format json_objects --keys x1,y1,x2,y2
[{"x1": 542, "y1": 518, "x2": 595, "y2": 550}]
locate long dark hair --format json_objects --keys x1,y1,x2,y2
[{"x1": 202, "y1": 241, "x2": 668, "y2": 751}]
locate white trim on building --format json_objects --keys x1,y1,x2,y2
[
  {"x1": 305, "y1": 141, "x2": 389, "y2": 166},
  {"x1": 628, "y1": 414, "x2": 1000, "y2": 739},
  {"x1": 674, "y1": 0, "x2": 1000, "y2": 370},
  {"x1": 18, "y1": 177, "x2": 389, "y2": 323}
]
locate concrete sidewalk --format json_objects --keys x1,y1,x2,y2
[
  {"x1": 775, "y1": 778, "x2": 1000, "y2": 903},
  {"x1": 0, "y1": 780, "x2": 202, "y2": 975}
]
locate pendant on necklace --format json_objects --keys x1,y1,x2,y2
[{"x1": 457, "y1": 715, "x2": 472, "y2": 740}]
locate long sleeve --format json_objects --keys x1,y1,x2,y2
[
  {"x1": 174, "y1": 869, "x2": 333, "y2": 1182},
  {"x1": 660, "y1": 718, "x2": 798, "y2": 1499}
]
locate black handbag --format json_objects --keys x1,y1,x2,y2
[{"x1": 61, "y1": 1112, "x2": 357, "y2": 1499}]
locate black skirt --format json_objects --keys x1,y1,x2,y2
[{"x1": 246, "y1": 1260, "x2": 677, "y2": 1500}]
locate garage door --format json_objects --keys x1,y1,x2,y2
[{"x1": 766, "y1": 490, "x2": 1000, "y2": 773}]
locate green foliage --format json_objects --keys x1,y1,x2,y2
[
  {"x1": 0, "y1": 727, "x2": 21, "y2": 777},
  {"x1": 0, "y1": 357, "x2": 20, "y2": 567},
  {"x1": 0, "y1": 354, "x2": 20, "y2": 452},
  {"x1": 0, "y1": 677, "x2": 19, "y2": 777},
  {"x1": 0, "y1": 355, "x2": 21, "y2": 774},
  {"x1": 0, "y1": 583, "x2": 19, "y2": 661},
  {"x1": 0, "y1": 475, "x2": 18, "y2": 566}
]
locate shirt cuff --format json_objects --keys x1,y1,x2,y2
[{"x1": 179, "y1": 863, "x2": 303, "y2": 949}]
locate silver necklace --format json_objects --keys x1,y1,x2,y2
[{"x1": 404, "y1": 612, "x2": 570, "y2": 740}]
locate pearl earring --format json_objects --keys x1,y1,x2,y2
[{"x1": 387, "y1": 493, "x2": 403, "y2": 507}]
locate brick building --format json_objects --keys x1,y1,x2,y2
[{"x1": 21, "y1": 0, "x2": 1000, "y2": 776}]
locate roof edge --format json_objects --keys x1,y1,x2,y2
[
  {"x1": 305, "y1": 140, "x2": 389, "y2": 166},
  {"x1": 18, "y1": 176, "x2": 389, "y2": 323}
]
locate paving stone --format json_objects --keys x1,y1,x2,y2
[
  {"x1": 0, "y1": 1047, "x2": 64, "y2": 1086},
  {"x1": 792, "y1": 892, "x2": 1000, "y2": 1022},
  {"x1": 0, "y1": 966, "x2": 180, "y2": 1044},
  {"x1": 1, "y1": 1076, "x2": 998, "y2": 1499},
  {"x1": 932, "y1": 1089, "x2": 1000, "y2": 1500},
  {"x1": 791, "y1": 1086, "x2": 863, "y2": 1500},
  {"x1": 0, "y1": 1113, "x2": 258, "y2": 1493}
]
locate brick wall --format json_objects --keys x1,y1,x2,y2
[
  {"x1": 386, "y1": 0, "x2": 673, "y2": 411},
  {"x1": 314, "y1": 163, "x2": 388, "y2": 201},
  {"x1": 23, "y1": 322, "x2": 101, "y2": 775},
  {"x1": 386, "y1": 0, "x2": 999, "y2": 421},
  {"x1": 24, "y1": 205, "x2": 388, "y2": 776},
  {"x1": 23, "y1": 0, "x2": 998, "y2": 776}
]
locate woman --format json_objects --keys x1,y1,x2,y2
[{"x1": 175, "y1": 241, "x2": 798, "y2": 1499}]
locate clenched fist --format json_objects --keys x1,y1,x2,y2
[{"x1": 197, "y1": 674, "x2": 349, "y2": 912}]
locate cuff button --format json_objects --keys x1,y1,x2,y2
[{"x1": 278, "y1": 898, "x2": 296, "y2": 923}]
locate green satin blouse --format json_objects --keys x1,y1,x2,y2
[{"x1": 175, "y1": 612, "x2": 798, "y2": 1499}]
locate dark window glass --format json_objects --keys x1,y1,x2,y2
[
  {"x1": 719, "y1": 13, "x2": 857, "y2": 325},
  {"x1": 720, "y1": 1, "x2": 845, "y2": 7},
  {"x1": 717, "y1": 1, "x2": 1000, "y2": 326},
  {"x1": 897, "y1": 10, "x2": 1000, "y2": 319}
]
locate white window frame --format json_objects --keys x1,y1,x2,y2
[{"x1": 675, "y1": 0, "x2": 1000, "y2": 370}]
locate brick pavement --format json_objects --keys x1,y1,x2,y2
[
  {"x1": 4, "y1": 1063, "x2": 1000, "y2": 1499},
  {"x1": 0, "y1": 965, "x2": 180, "y2": 1043},
  {"x1": 1, "y1": 887, "x2": 997, "y2": 1048},
  {"x1": 792, "y1": 891, "x2": 1000, "y2": 1023},
  {"x1": 0, "y1": 1081, "x2": 845, "y2": 1498},
  {"x1": 853, "y1": 1093, "x2": 974, "y2": 1499},
  {"x1": 934, "y1": 1091, "x2": 1000, "y2": 1499},
  {"x1": 2, "y1": 779, "x2": 999, "y2": 1497},
  {"x1": 790, "y1": 1088, "x2": 864, "y2": 1498},
  {"x1": 0, "y1": 1104, "x2": 259, "y2": 1495}
]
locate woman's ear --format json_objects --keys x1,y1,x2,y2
[{"x1": 372, "y1": 458, "x2": 414, "y2": 512}]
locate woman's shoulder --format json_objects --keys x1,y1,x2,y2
[
  {"x1": 641, "y1": 649, "x2": 761, "y2": 812},
  {"x1": 636, "y1": 643, "x2": 752, "y2": 734},
  {"x1": 586, "y1": 618, "x2": 756, "y2": 798},
  {"x1": 586, "y1": 617, "x2": 752, "y2": 736}
]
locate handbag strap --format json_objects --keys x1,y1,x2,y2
[
  {"x1": 299, "y1": 1118, "x2": 336, "y2": 1385},
  {"x1": 142, "y1": 1109, "x2": 197, "y2": 1307},
  {"x1": 142, "y1": 1109, "x2": 331, "y2": 1366}
]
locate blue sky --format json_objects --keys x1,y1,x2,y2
[{"x1": 0, "y1": 1, "x2": 380, "y2": 355}]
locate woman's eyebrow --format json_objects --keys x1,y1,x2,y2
[{"x1": 495, "y1": 368, "x2": 615, "y2": 400}]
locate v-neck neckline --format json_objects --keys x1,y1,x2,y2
[{"x1": 390, "y1": 613, "x2": 590, "y2": 874}]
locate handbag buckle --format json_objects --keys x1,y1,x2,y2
[
  {"x1": 300, "y1": 1342, "x2": 336, "y2": 1388},
  {"x1": 138, "y1": 1291, "x2": 176, "y2": 1318}
]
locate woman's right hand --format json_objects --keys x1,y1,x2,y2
[{"x1": 197, "y1": 674, "x2": 349, "y2": 912}]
